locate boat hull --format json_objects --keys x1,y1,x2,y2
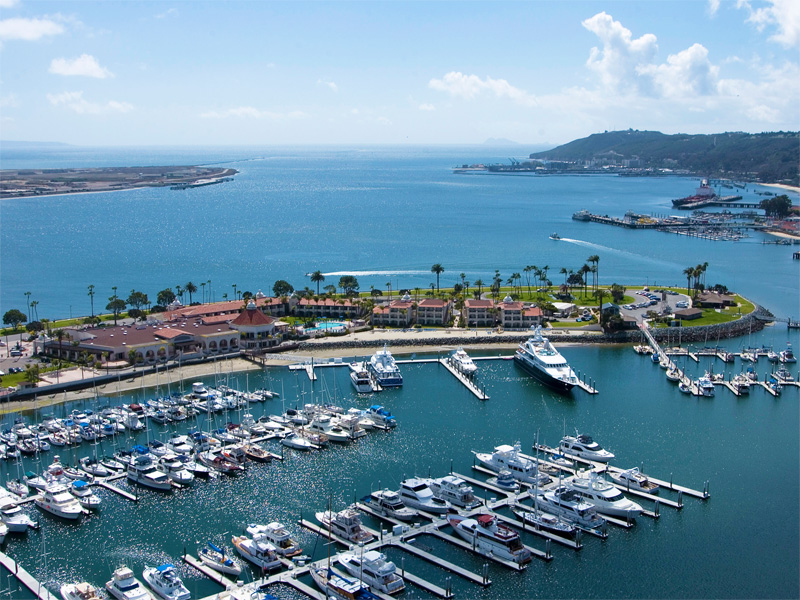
[{"x1": 513, "y1": 354, "x2": 575, "y2": 393}]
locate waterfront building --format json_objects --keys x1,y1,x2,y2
[
  {"x1": 228, "y1": 300, "x2": 286, "y2": 351},
  {"x1": 675, "y1": 308, "x2": 703, "y2": 320},
  {"x1": 601, "y1": 303, "x2": 621, "y2": 317},
  {"x1": 464, "y1": 299, "x2": 495, "y2": 327},
  {"x1": 293, "y1": 297, "x2": 361, "y2": 319},
  {"x1": 416, "y1": 298, "x2": 451, "y2": 326},
  {"x1": 498, "y1": 295, "x2": 544, "y2": 330},
  {"x1": 164, "y1": 296, "x2": 288, "y2": 320},
  {"x1": 694, "y1": 292, "x2": 736, "y2": 309},
  {"x1": 372, "y1": 294, "x2": 414, "y2": 328}
]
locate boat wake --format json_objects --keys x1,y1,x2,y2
[{"x1": 315, "y1": 270, "x2": 432, "y2": 277}]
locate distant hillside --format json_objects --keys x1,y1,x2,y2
[{"x1": 529, "y1": 130, "x2": 799, "y2": 186}]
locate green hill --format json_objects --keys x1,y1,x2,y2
[{"x1": 529, "y1": 130, "x2": 799, "y2": 186}]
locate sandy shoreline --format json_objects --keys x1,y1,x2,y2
[{"x1": 760, "y1": 182, "x2": 800, "y2": 194}]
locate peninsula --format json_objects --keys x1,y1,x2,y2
[{"x1": 0, "y1": 165, "x2": 237, "y2": 198}]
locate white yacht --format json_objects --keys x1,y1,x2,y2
[
  {"x1": 448, "y1": 514, "x2": 532, "y2": 564},
  {"x1": 425, "y1": 475, "x2": 480, "y2": 509},
  {"x1": 473, "y1": 442, "x2": 551, "y2": 485},
  {"x1": 337, "y1": 550, "x2": 406, "y2": 595},
  {"x1": 34, "y1": 482, "x2": 85, "y2": 520},
  {"x1": 513, "y1": 326, "x2": 578, "y2": 392},
  {"x1": 697, "y1": 375, "x2": 715, "y2": 397},
  {"x1": 315, "y1": 506, "x2": 374, "y2": 544},
  {"x1": 732, "y1": 372, "x2": 751, "y2": 394},
  {"x1": 535, "y1": 486, "x2": 607, "y2": 529},
  {"x1": 449, "y1": 347, "x2": 477, "y2": 375},
  {"x1": 157, "y1": 454, "x2": 195, "y2": 486},
  {"x1": 60, "y1": 582, "x2": 102, "y2": 600},
  {"x1": 367, "y1": 345, "x2": 403, "y2": 388},
  {"x1": 127, "y1": 454, "x2": 172, "y2": 491},
  {"x1": 231, "y1": 533, "x2": 282, "y2": 571},
  {"x1": 106, "y1": 566, "x2": 154, "y2": 600},
  {"x1": 69, "y1": 480, "x2": 102, "y2": 511},
  {"x1": 559, "y1": 433, "x2": 615, "y2": 462},
  {"x1": 398, "y1": 478, "x2": 451, "y2": 514},
  {"x1": 79, "y1": 456, "x2": 112, "y2": 478},
  {"x1": 142, "y1": 564, "x2": 190, "y2": 600},
  {"x1": 198, "y1": 542, "x2": 243, "y2": 577},
  {"x1": 309, "y1": 565, "x2": 374, "y2": 600},
  {"x1": 780, "y1": 343, "x2": 796, "y2": 363},
  {"x1": 566, "y1": 471, "x2": 643, "y2": 518},
  {"x1": 0, "y1": 491, "x2": 36, "y2": 532},
  {"x1": 368, "y1": 489, "x2": 418, "y2": 521},
  {"x1": 304, "y1": 413, "x2": 351, "y2": 443},
  {"x1": 609, "y1": 467, "x2": 660, "y2": 494},
  {"x1": 367, "y1": 405, "x2": 397, "y2": 428},
  {"x1": 349, "y1": 362, "x2": 376, "y2": 393},
  {"x1": 280, "y1": 431, "x2": 316, "y2": 451},
  {"x1": 511, "y1": 505, "x2": 577, "y2": 539},
  {"x1": 246, "y1": 522, "x2": 302, "y2": 557}
]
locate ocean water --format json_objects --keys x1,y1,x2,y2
[{"x1": 0, "y1": 146, "x2": 798, "y2": 599}]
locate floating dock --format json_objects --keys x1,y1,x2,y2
[
  {"x1": 0, "y1": 551, "x2": 59, "y2": 600},
  {"x1": 182, "y1": 552, "x2": 237, "y2": 588},
  {"x1": 438, "y1": 358, "x2": 489, "y2": 400}
]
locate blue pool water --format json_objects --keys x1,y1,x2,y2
[{"x1": 304, "y1": 321, "x2": 347, "y2": 332}]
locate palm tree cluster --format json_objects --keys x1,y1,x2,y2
[{"x1": 683, "y1": 262, "x2": 709, "y2": 297}]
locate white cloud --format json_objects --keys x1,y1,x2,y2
[
  {"x1": 155, "y1": 8, "x2": 178, "y2": 19},
  {"x1": 49, "y1": 54, "x2": 113, "y2": 79},
  {"x1": 418, "y1": 103, "x2": 435, "y2": 111},
  {"x1": 738, "y1": 0, "x2": 800, "y2": 48},
  {"x1": 0, "y1": 0, "x2": 19, "y2": 8},
  {"x1": 637, "y1": 43, "x2": 720, "y2": 97},
  {"x1": 0, "y1": 93, "x2": 19, "y2": 108},
  {"x1": 47, "y1": 91, "x2": 133, "y2": 114},
  {"x1": 708, "y1": 0, "x2": 721, "y2": 16},
  {"x1": 428, "y1": 72, "x2": 537, "y2": 106},
  {"x1": 0, "y1": 17, "x2": 64, "y2": 41},
  {"x1": 317, "y1": 79, "x2": 338, "y2": 92},
  {"x1": 199, "y1": 107, "x2": 309, "y2": 120}
]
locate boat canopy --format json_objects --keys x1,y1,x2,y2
[{"x1": 156, "y1": 564, "x2": 175, "y2": 572}]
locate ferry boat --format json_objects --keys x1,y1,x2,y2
[
  {"x1": 535, "y1": 486, "x2": 607, "y2": 529},
  {"x1": 398, "y1": 478, "x2": 451, "y2": 514},
  {"x1": 34, "y1": 482, "x2": 85, "y2": 520},
  {"x1": 608, "y1": 467, "x2": 660, "y2": 494},
  {"x1": 349, "y1": 362, "x2": 377, "y2": 393},
  {"x1": 473, "y1": 442, "x2": 551, "y2": 486},
  {"x1": 367, "y1": 346, "x2": 403, "y2": 387},
  {"x1": 337, "y1": 550, "x2": 406, "y2": 595},
  {"x1": 559, "y1": 433, "x2": 615, "y2": 462},
  {"x1": 231, "y1": 533, "x2": 282, "y2": 571},
  {"x1": 566, "y1": 471, "x2": 643, "y2": 518},
  {"x1": 198, "y1": 542, "x2": 243, "y2": 576},
  {"x1": 316, "y1": 506, "x2": 374, "y2": 544},
  {"x1": 448, "y1": 514, "x2": 532, "y2": 564},
  {"x1": 105, "y1": 566, "x2": 154, "y2": 600},
  {"x1": 425, "y1": 475, "x2": 480, "y2": 509},
  {"x1": 142, "y1": 564, "x2": 190, "y2": 600},
  {"x1": 246, "y1": 522, "x2": 303, "y2": 557},
  {"x1": 60, "y1": 582, "x2": 102, "y2": 600},
  {"x1": 513, "y1": 327, "x2": 578, "y2": 393},
  {"x1": 367, "y1": 489, "x2": 418, "y2": 521},
  {"x1": 449, "y1": 347, "x2": 477, "y2": 375}
]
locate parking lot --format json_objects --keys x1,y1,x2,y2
[{"x1": 619, "y1": 288, "x2": 693, "y2": 323}]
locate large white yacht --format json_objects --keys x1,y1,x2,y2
[
  {"x1": 34, "y1": 482, "x2": 84, "y2": 520},
  {"x1": 367, "y1": 345, "x2": 403, "y2": 387},
  {"x1": 142, "y1": 564, "x2": 190, "y2": 600},
  {"x1": 316, "y1": 506, "x2": 374, "y2": 544},
  {"x1": 535, "y1": 486, "x2": 607, "y2": 529},
  {"x1": 424, "y1": 475, "x2": 480, "y2": 509},
  {"x1": 565, "y1": 471, "x2": 643, "y2": 518},
  {"x1": 449, "y1": 347, "x2": 477, "y2": 375},
  {"x1": 127, "y1": 454, "x2": 172, "y2": 491},
  {"x1": 559, "y1": 433, "x2": 615, "y2": 462},
  {"x1": 246, "y1": 522, "x2": 302, "y2": 557},
  {"x1": 337, "y1": 550, "x2": 406, "y2": 595},
  {"x1": 350, "y1": 362, "x2": 378, "y2": 393},
  {"x1": 513, "y1": 326, "x2": 578, "y2": 392},
  {"x1": 105, "y1": 566, "x2": 154, "y2": 600},
  {"x1": 231, "y1": 533, "x2": 282, "y2": 571},
  {"x1": 368, "y1": 489, "x2": 418, "y2": 521},
  {"x1": 398, "y1": 478, "x2": 452, "y2": 514},
  {"x1": 448, "y1": 514, "x2": 532, "y2": 564},
  {"x1": 473, "y1": 442, "x2": 551, "y2": 486}
]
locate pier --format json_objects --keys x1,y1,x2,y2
[
  {"x1": 182, "y1": 552, "x2": 237, "y2": 588},
  {"x1": 438, "y1": 358, "x2": 489, "y2": 400},
  {"x1": 0, "y1": 551, "x2": 59, "y2": 600}
]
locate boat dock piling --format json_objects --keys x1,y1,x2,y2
[
  {"x1": 573, "y1": 374, "x2": 598, "y2": 395},
  {"x1": 438, "y1": 358, "x2": 490, "y2": 400},
  {"x1": 0, "y1": 551, "x2": 59, "y2": 600},
  {"x1": 96, "y1": 478, "x2": 138, "y2": 502}
]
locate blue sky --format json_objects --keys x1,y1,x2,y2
[{"x1": 1, "y1": 0, "x2": 798, "y2": 146}]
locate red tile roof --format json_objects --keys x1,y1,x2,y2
[
  {"x1": 465, "y1": 299, "x2": 493, "y2": 308},
  {"x1": 418, "y1": 298, "x2": 447, "y2": 307},
  {"x1": 231, "y1": 307, "x2": 274, "y2": 326}
]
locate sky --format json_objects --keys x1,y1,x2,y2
[{"x1": 0, "y1": 0, "x2": 799, "y2": 146}]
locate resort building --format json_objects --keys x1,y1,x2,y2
[
  {"x1": 292, "y1": 296, "x2": 362, "y2": 319},
  {"x1": 372, "y1": 294, "x2": 415, "y2": 327},
  {"x1": 228, "y1": 300, "x2": 286, "y2": 351},
  {"x1": 163, "y1": 295, "x2": 289, "y2": 321},
  {"x1": 463, "y1": 299, "x2": 496, "y2": 327},
  {"x1": 498, "y1": 295, "x2": 544, "y2": 330},
  {"x1": 416, "y1": 298, "x2": 451, "y2": 326}
]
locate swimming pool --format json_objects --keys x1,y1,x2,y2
[{"x1": 303, "y1": 321, "x2": 347, "y2": 333}]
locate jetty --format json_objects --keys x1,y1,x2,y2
[
  {"x1": 0, "y1": 551, "x2": 59, "y2": 600},
  {"x1": 438, "y1": 357, "x2": 489, "y2": 400},
  {"x1": 182, "y1": 552, "x2": 237, "y2": 588}
]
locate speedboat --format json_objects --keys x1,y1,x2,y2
[
  {"x1": 231, "y1": 533, "x2": 282, "y2": 571},
  {"x1": 511, "y1": 505, "x2": 577, "y2": 538},
  {"x1": 780, "y1": 343, "x2": 796, "y2": 363},
  {"x1": 127, "y1": 454, "x2": 172, "y2": 491},
  {"x1": 60, "y1": 582, "x2": 102, "y2": 600},
  {"x1": 398, "y1": 478, "x2": 451, "y2": 514},
  {"x1": 535, "y1": 486, "x2": 607, "y2": 529},
  {"x1": 367, "y1": 345, "x2": 403, "y2": 388},
  {"x1": 448, "y1": 514, "x2": 532, "y2": 564},
  {"x1": 368, "y1": 489, "x2": 418, "y2": 521},
  {"x1": 609, "y1": 467, "x2": 660, "y2": 494},
  {"x1": 142, "y1": 564, "x2": 190, "y2": 600},
  {"x1": 246, "y1": 522, "x2": 302, "y2": 557},
  {"x1": 449, "y1": 347, "x2": 477, "y2": 375},
  {"x1": 105, "y1": 566, "x2": 154, "y2": 600},
  {"x1": 473, "y1": 442, "x2": 551, "y2": 485},
  {"x1": 316, "y1": 507, "x2": 374, "y2": 544},
  {"x1": 349, "y1": 362, "x2": 375, "y2": 393},
  {"x1": 198, "y1": 542, "x2": 243, "y2": 577},
  {"x1": 0, "y1": 493, "x2": 36, "y2": 531},
  {"x1": 513, "y1": 326, "x2": 578, "y2": 392},
  {"x1": 281, "y1": 431, "x2": 316, "y2": 450},
  {"x1": 69, "y1": 480, "x2": 102, "y2": 510},
  {"x1": 425, "y1": 475, "x2": 480, "y2": 509},
  {"x1": 338, "y1": 550, "x2": 406, "y2": 595},
  {"x1": 559, "y1": 433, "x2": 615, "y2": 462},
  {"x1": 549, "y1": 232, "x2": 560, "y2": 240},
  {"x1": 34, "y1": 482, "x2": 85, "y2": 520},
  {"x1": 566, "y1": 471, "x2": 643, "y2": 517}
]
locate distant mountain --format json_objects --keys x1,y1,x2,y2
[
  {"x1": 1, "y1": 140, "x2": 73, "y2": 148},
  {"x1": 529, "y1": 129, "x2": 799, "y2": 186},
  {"x1": 483, "y1": 137, "x2": 519, "y2": 146}
]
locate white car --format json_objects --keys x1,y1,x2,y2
[{"x1": 676, "y1": 301, "x2": 689, "y2": 308}]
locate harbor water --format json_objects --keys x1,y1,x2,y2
[{"x1": 0, "y1": 145, "x2": 798, "y2": 598}]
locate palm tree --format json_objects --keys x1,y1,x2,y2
[
  {"x1": 581, "y1": 264, "x2": 591, "y2": 297},
  {"x1": 460, "y1": 273, "x2": 466, "y2": 289},
  {"x1": 185, "y1": 282, "x2": 197, "y2": 304},
  {"x1": 24, "y1": 291, "x2": 31, "y2": 321},
  {"x1": 386, "y1": 282, "x2": 392, "y2": 301},
  {"x1": 560, "y1": 267, "x2": 568, "y2": 286},
  {"x1": 176, "y1": 285, "x2": 184, "y2": 302},
  {"x1": 30, "y1": 300, "x2": 39, "y2": 322},
  {"x1": 431, "y1": 264, "x2": 444, "y2": 294},
  {"x1": 683, "y1": 266, "x2": 694, "y2": 296},
  {"x1": 524, "y1": 266, "x2": 533, "y2": 296},
  {"x1": 310, "y1": 270, "x2": 325, "y2": 295},
  {"x1": 474, "y1": 279, "x2": 484, "y2": 297},
  {"x1": 414, "y1": 287, "x2": 421, "y2": 301},
  {"x1": 87, "y1": 284, "x2": 95, "y2": 317},
  {"x1": 200, "y1": 281, "x2": 206, "y2": 303},
  {"x1": 587, "y1": 255, "x2": 600, "y2": 291},
  {"x1": 542, "y1": 265, "x2": 550, "y2": 290}
]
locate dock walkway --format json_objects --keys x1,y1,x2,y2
[
  {"x1": 438, "y1": 358, "x2": 489, "y2": 400},
  {"x1": 0, "y1": 551, "x2": 59, "y2": 600}
]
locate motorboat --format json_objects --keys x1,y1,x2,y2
[
  {"x1": 246, "y1": 522, "x2": 302, "y2": 557},
  {"x1": 0, "y1": 492, "x2": 36, "y2": 532},
  {"x1": 367, "y1": 489, "x2": 418, "y2": 521},
  {"x1": 472, "y1": 442, "x2": 551, "y2": 485},
  {"x1": 69, "y1": 480, "x2": 102, "y2": 510},
  {"x1": 157, "y1": 454, "x2": 195, "y2": 485},
  {"x1": 425, "y1": 475, "x2": 480, "y2": 509},
  {"x1": 127, "y1": 454, "x2": 172, "y2": 491},
  {"x1": 304, "y1": 413, "x2": 352, "y2": 443},
  {"x1": 349, "y1": 362, "x2": 376, "y2": 393},
  {"x1": 174, "y1": 454, "x2": 210, "y2": 478},
  {"x1": 449, "y1": 347, "x2": 477, "y2": 375},
  {"x1": 493, "y1": 470, "x2": 520, "y2": 492},
  {"x1": 231, "y1": 533, "x2": 282, "y2": 571},
  {"x1": 535, "y1": 486, "x2": 607, "y2": 529},
  {"x1": 665, "y1": 366, "x2": 682, "y2": 382},
  {"x1": 678, "y1": 380, "x2": 693, "y2": 394},
  {"x1": 549, "y1": 232, "x2": 560, "y2": 240},
  {"x1": 241, "y1": 443, "x2": 272, "y2": 462},
  {"x1": 79, "y1": 456, "x2": 112, "y2": 478},
  {"x1": 334, "y1": 414, "x2": 367, "y2": 440},
  {"x1": 280, "y1": 431, "x2": 317, "y2": 451},
  {"x1": 197, "y1": 451, "x2": 244, "y2": 474},
  {"x1": 513, "y1": 326, "x2": 578, "y2": 392},
  {"x1": 24, "y1": 470, "x2": 49, "y2": 491},
  {"x1": 165, "y1": 434, "x2": 193, "y2": 455},
  {"x1": 366, "y1": 405, "x2": 396, "y2": 429},
  {"x1": 309, "y1": 565, "x2": 378, "y2": 600},
  {"x1": 142, "y1": 564, "x2": 190, "y2": 600},
  {"x1": 780, "y1": 343, "x2": 796, "y2": 363},
  {"x1": 398, "y1": 478, "x2": 452, "y2": 514},
  {"x1": 105, "y1": 566, "x2": 154, "y2": 600},
  {"x1": 511, "y1": 505, "x2": 577, "y2": 539},
  {"x1": 60, "y1": 582, "x2": 102, "y2": 600},
  {"x1": 608, "y1": 467, "x2": 660, "y2": 494},
  {"x1": 767, "y1": 349, "x2": 780, "y2": 362},
  {"x1": 559, "y1": 433, "x2": 615, "y2": 462},
  {"x1": 337, "y1": 550, "x2": 406, "y2": 595},
  {"x1": 198, "y1": 542, "x2": 243, "y2": 577},
  {"x1": 367, "y1": 345, "x2": 403, "y2": 388},
  {"x1": 448, "y1": 514, "x2": 532, "y2": 564},
  {"x1": 732, "y1": 373, "x2": 751, "y2": 394},
  {"x1": 34, "y1": 482, "x2": 85, "y2": 520},
  {"x1": 566, "y1": 471, "x2": 643, "y2": 518},
  {"x1": 697, "y1": 375, "x2": 715, "y2": 397},
  {"x1": 6, "y1": 478, "x2": 29, "y2": 498},
  {"x1": 315, "y1": 507, "x2": 374, "y2": 544},
  {"x1": 774, "y1": 367, "x2": 795, "y2": 382}
]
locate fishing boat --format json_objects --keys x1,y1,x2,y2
[
  {"x1": 608, "y1": 467, "x2": 660, "y2": 494},
  {"x1": 315, "y1": 506, "x2": 374, "y2": 544},
  {"x1": 246, "y1": 522, "x2": 302, "y2": 557},
  {"x1": 142, "y1": 564, "x2": 190, "y2": 600},
  {"x1": 566, "y1": 471, "x2": 643, "y2": 517},
  {"x1": 448, "y1": 514, "x2": 532, "y2": 564},
  {"x1": 231, "y1": 533, "x2": 282, "y2": 571},
  {"x1": 60, "y1": 582, "x2": 102, "y2": 600},
  {"x1": 105, "y1": 566, "x2": 154, "y2": 600},
  {"x1": 367, "y1": 489, "x2": 418, "y2": 521},
  {"x1": 367, "y1": 345, "x2": 403, "y2": 388},
  {"x1": 398, "y1": 478, "x2": 452, "y2": 514},
  {"x1": 473, "y1": 441, "x2": 551, "y2": 485},
  {"x1": 198, "y1": 542, "x2": 243, "y2": 576},
  {"x1": 559, "y1": 432, "x2": 615, "y2": 462},
  {"x1": 337, "y1": 550, "x2": 406, "y2": 595},
  {"x1": 425, "y1": 475, "x2": 480, "y2": 509},
  {"x1": 449, "y1": 347, "x2": 477, "y2": 375},
  {"x1": 513, "y1": 326, "x2": 578, "y2": 392}
]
